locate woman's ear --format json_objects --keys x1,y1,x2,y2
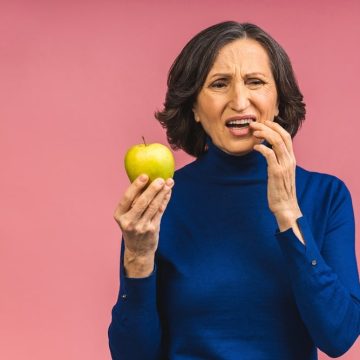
[
  {"x1": 275, "y1": 101, "x2": 279, "y2": 117},
  {"x1": 192, "y1": 108, "x2": 200, "y2": 123}
]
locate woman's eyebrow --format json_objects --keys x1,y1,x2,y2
[
  {"x1": 209, "y1": 72, "x2": 267, "y2": 79},
  {"x1": 245, "y1": 72, "x2": 267, "y2": 77},
  {"x1": 209, "y1": 73, "x2": 231, "y2": 79}
]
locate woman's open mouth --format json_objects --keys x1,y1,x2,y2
[{"x1": 225, "y1": 118, "x2": 255, "y2": 137}]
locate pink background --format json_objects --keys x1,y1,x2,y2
[{"x1": 1, "y1": 0, "x2": 359, "y2": 359}]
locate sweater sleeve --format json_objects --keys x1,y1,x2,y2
[
  {"x1": 108, "y1": 238, "x2": 163, "y2": 359},
  {"x1": 275, "y1": 179, "x2": 360, "y2": 358}
]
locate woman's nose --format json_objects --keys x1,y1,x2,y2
[{"x1": 228, "y1": 83, "x2": 250, "y2": 111}]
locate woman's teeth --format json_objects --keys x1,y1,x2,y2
[{"x1": 226, "y1": 119, "x2": 255, "y2": 128}]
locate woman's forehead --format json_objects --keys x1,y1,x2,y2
[{"x1": 209, "y1": 39, "x2": 272, "y2": 76}]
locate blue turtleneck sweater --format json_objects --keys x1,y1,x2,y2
[{"x1": 108, "y1": 138, "x2": 360, "y2": 359}]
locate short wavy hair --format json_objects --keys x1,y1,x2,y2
[{"x1": 154, "y1": 21, "x2": 306, "y2": 158}]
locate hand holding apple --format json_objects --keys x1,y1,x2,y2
[
  {"x1": 113, "y1": 138, "x2": 175, "y2": 278},
  {"x1": 113, "y1": 174, "x2": 174, "y2": 278}
]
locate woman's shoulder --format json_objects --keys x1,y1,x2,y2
[
  {"x1": 173, "y1": 158, "x2": 201, "y2": 181},
  {"x1": 295, "y1": 164, "x2": 352, "y2": 199}
]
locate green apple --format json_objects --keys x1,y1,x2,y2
[{"x1": 124, "y1": 139, "x2": 175, "y2": 183}]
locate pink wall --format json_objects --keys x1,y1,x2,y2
[{"x1": 1, "y1": 0, "x2": 359, "y2": 359}]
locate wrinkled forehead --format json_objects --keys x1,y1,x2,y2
[{"x1": 208, "y1": 38, "x2": 273, "y2": 78}]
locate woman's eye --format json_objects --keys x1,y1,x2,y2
[
  {"x1": 247, "y1": 78, "x2": 264, "y2": 86},
  {"x1": 211, "y1": 81, "x2": 227, "y2": 88},
  {"x1": 210, "y1": 78, "x2": 265, "y2": 89}
]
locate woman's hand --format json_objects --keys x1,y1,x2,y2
[
  {"x1": 113, "y1": 174, "x2": 174, "y2": 276},
  {"x1": 249, "y1": 120, "x2": 304, "y2": 240}
]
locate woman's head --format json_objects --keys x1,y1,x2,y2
[{"x1": 155, "y1": 21, "x2": 306, "y2": 157}]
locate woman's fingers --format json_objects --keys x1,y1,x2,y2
[
  {"x1": 250, "y1": 119, "x2": 299, "y2": 216},
  {"x1": 250, "y1": 120, "x2": 294, "y2": 166},
  {"x1": 114, "y1": 174, "x2": 174, "y2": 238},
  {"x1": 141, "y1": 179, "x2": 174, "y2": 221},
  {"x1": 127, "y1": 178, "x2": 168, "y2": 221},
  {"x1": 115, "y1": 174, "x2": 150, "y2": 217},
  {"x1": 264, "y1": 120, "x2": 294, "y2": 155},
  {"x1": 253, "y1": 143, "x2": 279, "y2": 168},
  {"x1": 151, "y1": 189, "x2": 172, "y2": 226}
]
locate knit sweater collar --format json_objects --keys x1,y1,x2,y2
[{"x1": 196, "y1": 136, "x2": 269, "y2": 180}]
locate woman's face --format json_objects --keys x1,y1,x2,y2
[{"x1": 192, "y1": 38, "x2": 279, "y2": 156}]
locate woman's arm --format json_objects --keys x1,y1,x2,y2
[
  {"x1": 108, "y1": 239, "x2": 163, "y2": 359},
  {"x1": 251, "y1": 119, "x2": 359, "y2": 356},
  {"x1": 275, "y1": 179, "x2": 360, "y2": 358},
  {"x1": 109, "y1": 175, "x2": 173, "y2": 359}
]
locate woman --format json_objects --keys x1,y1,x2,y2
[{"x1": 108, "y1": 21, "x2": 360, "y2": 359}]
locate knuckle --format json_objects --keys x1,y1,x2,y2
[
  {"x1": 134, "y1": 222, "x2": 157, "y2": 235},
  {"x1": 274, "y1": 138, "x2": 283, "y2": 147},
  {"x1": 119, "y1": 193, "x2": 132, "y2": 207},
  {"x1": 118, "y1": 216, "x2": 132, "y2": 231},
  {"x1": 134, "y1": 223, "x2": 147, "y2": 235},
  {"x1": 165, "y1": 189, "x2": 172, "y2": 200},
  {"x1": 159, "y1": 197, "x2": 169, "y2": 210},
  {"x1": 261, "y1": 148, "x2": 270, "y2": 158},
  {"x1": 269, "y1": 153, "x2": 277, "y2": 161},
  {"x1": 122, "y1": 192, "x2": 131, "y2": 204},
  {"x1": 137, "y1": 197, "x2": 149, "y2": 210},
  {"x1": 147, "y1": 224, "x2": 157, "y2": 234},
  {"x1": 113, "y1": 212, "x2": 120, "y2": 222},
  {"x1": 113, "y1": 207, "x2": 119, "y2": 218},
  {"x1": 117, "y1": 199, "x2": 127, "y2": 211},
  {"x1": 148, "y1": 202, "x2": 159, "y2": 213}
]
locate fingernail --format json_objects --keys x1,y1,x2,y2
[
  {"x1": 139, "y1": 174, "x2": 148, "y2": 182},
  {"x1": 166, "y1": 178, "x2": 174, "y2": 187},
  {"x1": 156, "y1": 178, "x2": 165, "y2": 185}
]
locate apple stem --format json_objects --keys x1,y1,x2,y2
[{"x1": 142, "y1": 136, "x2": 147, "y2": 146}]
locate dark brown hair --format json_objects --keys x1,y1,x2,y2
[{"x1": 154, "y1": 21, "x2": 306, "y2": 158}]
